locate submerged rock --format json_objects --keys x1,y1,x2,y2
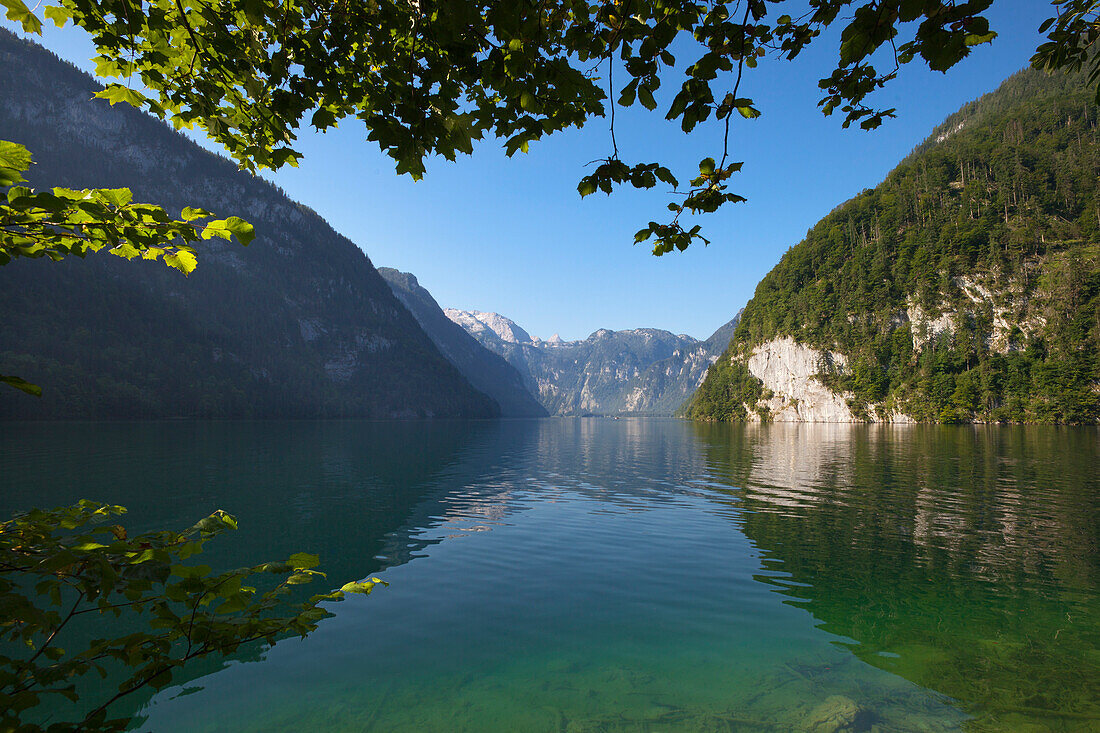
[{"x1": 804, "y1": 695, "x2": 863, "y2": 732}]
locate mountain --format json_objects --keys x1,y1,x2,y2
[
  {"x1": 0, "y1": 31, "x2": 497, "y2": 419},
  {"x1": 445, "y1": 309, "x2": 536, "y2": 346},
  {"x1": 446, "y1": 310, "x2": 740, "y2": 416},
  {"x1": 689, "y1": 68, "x2": 1100, "y2": 424},
  {"x1": 378, "y1": 269, "x2": 546, "y2": 417}
]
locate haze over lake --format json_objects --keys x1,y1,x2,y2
[{"x1": 3, "y1": 420, "x2": 1096, "y2": 731}]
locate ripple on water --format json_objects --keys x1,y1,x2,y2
[{"x1": 1, "y1": 419, "x2": 1096, "y2": 730}]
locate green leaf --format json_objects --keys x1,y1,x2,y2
[
  {"x1": 287, "y1": 553, "x2": 320, "y2": 570},
  {"x1": 222, "y1": 216, "x2": 255, "y2": 246},
  {"x1": 618, "y1": 79, "x2": 637, "y2": 106},
  {"x1": 43, "y1": 4, "x2": 70, "y2": 27},
  {"x1": 162, "y1": 249, "x2": 197, "y2": 275},
  {"x1": 181, "y1": 206, "x2": 211, "y2": 222},
  {"x1": 95, "y1": 85, "x2": 148, "y2": 109},
  {"x1": 109, "y1": 243, "x2": 141, "y2": 260},
  {"x1": 170, "y1": 564, "x2": 212, "y2": 579},
  {"x1": 339, "y1": 578, "x2": 387, "y2": 594},
  {"x1": 1, "y1": 0, "x2": 42, "y2": 33},
  {"x1": 1, "y1": 375, "x2": 42, "y2": 397},
  {"x1": 964, "y1": 31, "x2": 997, "y2": 47},
  {"x1": 177, "y1": 541, "x2": 203, "y2": 560},
  {"x1": 98, "y1": 188, "x2": 133, "y2": 207},
  {"x1": 0, "y1": 140, "x2": 31, "y2": 186},
  {"x1": 311, "y1": 107, "x2": 338, "y2": 129}
]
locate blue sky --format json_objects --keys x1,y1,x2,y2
[{"x1": 6, "y1": 2, "x2": 1052, "y2": 341}]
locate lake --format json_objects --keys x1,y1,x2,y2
[{"x1": 2, "y1": 420, "x2": 1097, "y2": 731}]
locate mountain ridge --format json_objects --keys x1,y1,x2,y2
[
  {"x1": 0, "y1": 30, "x2": 498, "y2": 419},
  {"x1": 447, "y1": 309, "x2": 741, "y2": 416}
]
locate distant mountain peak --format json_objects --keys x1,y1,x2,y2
[
  {"x1": 443, "y1": 309, "x2": 533, "y2": 345},
  {"x1": 447, "y1": 308, "x2": 743, "y2": 416}
]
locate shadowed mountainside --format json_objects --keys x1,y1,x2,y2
[
  {"x1": 0, "y1": 31, "x2": 496, "y2": 419},
  {"x1": 379, "y1": 268, "x2": 546, "y2": 417}
]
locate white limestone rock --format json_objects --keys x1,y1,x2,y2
[
  {"x1": 745, "y1": 338, "x2": 857, "y2": 422},
  {"x1": 739, "y1": 337, "x2": 915, "y2": 423},
  {"x1": 444, "y1": 309, "x2": 533, "y2": 344},
  {"x1": 905, "y1": 297, "x2": 956, "y2": 350}
]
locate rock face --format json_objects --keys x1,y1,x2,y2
[
  {"x1": 745, "y1": 338, "x2": 858, "y2": 422},
  {"x1": 444, "y1": 309, "x2": 534, "y2": 345},
  {"x1": 901, "y1": 274, "x2": 1048, "y2": 355},
  {"x1": 445, "y1": 310, "x2": 741, "y2": 416},
  {"x1": 379, "y1": 270, "x2": 546, "y2": 417},
  {"x1": 718, "y1": 337, "x2": 917, "y2": 423},
  {"x1": 0, "y1": 31, "x2": 497, "y2": 419}
]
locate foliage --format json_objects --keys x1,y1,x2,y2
[
  {"x1": 0, "y1": 500, "x2": 384, "y2": 731},
  {"x1": 1033, "y1": 0, "x2": 1100, "y2": 103},
  {"x1": 3, "y1": 0, "x2": 1085, "y2": 254},
  {"x1": 0, "y1": 137, "x2": 255, "y2": 396},
  {"x1": 686, "y1": 355, "x2": 764, "y2": 421},
  {"x1": 691, "y1": 68, "x2": 1100, "y2": 424},
  {"x1": 0, "y1": 140, "x2": 254, "y2": 272}
]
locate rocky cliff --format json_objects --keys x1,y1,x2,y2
[
  {"x1": 689, "y1": 68, "x2": 1100, "y2": 424},
  {"x1": 447, "y1": 310, "x2": 740, "y2": 416},
  {"x1": 0, "y1": 31, "x2": 497, "y2": 419}
]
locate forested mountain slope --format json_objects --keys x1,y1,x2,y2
[
  {"x1": 378, "y1": 269, "x2": 546, "y2": 417},
  {"x1": 0, "y1": 31, "x2": 497, "y2": 419},
  {"x1": 447, "y1": 310, "x2": 739, "y2": 416},
  {"x1": 690, "y1": 68, "x2": 1100, "y2": 424}
]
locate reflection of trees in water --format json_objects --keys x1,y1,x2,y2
[
  {"x1": 2, "y1": 419, "x2": 538, "y2": 725},
  {"x1": 692, "y1": 422, "x2": 1100, "y2": 728}
]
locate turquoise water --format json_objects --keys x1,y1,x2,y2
[{"x1": 1, "y1": 420, "x2": 1097, "y2": 730}]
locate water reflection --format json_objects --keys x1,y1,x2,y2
[
  {"x1": 693, "y1": 423, "x2": 1100, "y2": 729},
  {"x1": 132, "y1": 420, "x2": 967, "y2": 732},
  {"x1": 0, "y1": 420, "x2": 531, "y2": 585},
  {"x1": 0, "y1": 419, "x2": 539, "y2": 725},
  {"x1": 3, "y1": 420, "x2": 1098, "y2": 730}
]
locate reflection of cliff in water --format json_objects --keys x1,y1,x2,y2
[{"x1": 692, "y1": 422, "x2": 1100, "y2": 728}]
